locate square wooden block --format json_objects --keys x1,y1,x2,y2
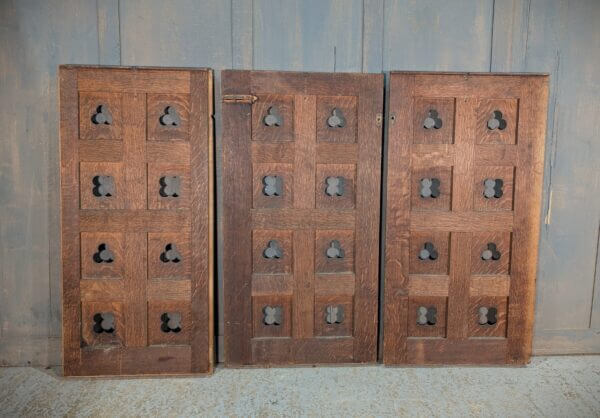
[
  {"x1": 252, "y1": 94, "x2": 294, "y2": 142},
  {"x1": 316, "y1": 96, "x2": 358, "y2": 143},
  {"x1": 147, "y1": 94, "x2": 190, "y2": 141},
  {"x1": 471, "y1": 232, "x2": 512, "y2": 275},
  {"x1": 411, "y1": 166, "x2": 452, "y2": 212},
  {"x1": 81, "y1": 232, "x2": 125, "y2": 280},
  {"x1": 147, "y1": 300, "x2": 192, "y2": 346},
  {"x1": 252, "y1": 230, "x2": 293, "y2": 274},
  {"x1": 468, "y1": 296, "x2": 508, "y2": 338},
  {"x1": 408, "y1": 296, "x2": 447, "y2": 338},
  {"x1": 81, "y1": 301, "x2": 125, "y2": 347},
  {"x1": 79, "y1": 92, "x2": 122, "y2": 140},
  {"x1": 409, "y1": 232, "x2": 450, "y2": 275},
  {"x1": 473, "y1": 166, "x2": 514, "y2": 211},
  {"x1": 252, "y1": 295, "x2": 292, "y2": 338},
  {"x1": 413, "y1": 97, "x2": 455, "y2": 144},
  {"x1": 252, "y1": 163, "x2": 294, "y2": 209},
  {"x1": 147, "y1": 163, "x2": 191, "y2": 210},
  {"x1": 79, "y1": 162, "x2": 125, "y2": 209},
  {"x1": 315, "y1": 230, "x2": 354, "y2": 274},
  {"x1": 314, "y1": 295, "x2": 353, "y2": 337},
  {"x1": 476, "y1": 99, "x2": 518, "y2": 145},
  {"x1": 148, "y1": 232, "x2": 191, "y2": 280},
  {"x1": 315, "y1": 164, "x2": 356, "y2": 210}
]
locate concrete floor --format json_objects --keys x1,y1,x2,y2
[{"x1": 1, "y1": 356, "x2": 599, "y2": 417}]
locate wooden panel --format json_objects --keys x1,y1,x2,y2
[
  {"x1": 383, "y1": 72, "x2": 548, "y2": 365},
  {"x1": 223, "y1": 70, "x2": 382, "y2": 365},
  {"x1": 60, "y1": 66, "x2": 213, "y2": 376}
]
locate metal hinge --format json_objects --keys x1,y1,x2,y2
[{"x1": 222, "y1": 94, "x2": 258, "y2": 104}]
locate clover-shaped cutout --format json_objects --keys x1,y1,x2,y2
[
  {"x1": 483, "y1": 178, "x2": 503, "y2": 199},
  {"x1": 417, "y1": 306, "x2": 437, "y2": 326},
  {"x1": 418, "y1": 242, "x2": 439, "y2": 261},
  {"x1": 93, "y1": 243, "x2": 115, "y2": 264},
  {"x1": 481, "y1": 242, "x2": 501, "y2": 261},
  {"x1": 478, "y1": 306, "x2": 498, "y2": 325},
  {"x1": 160, "y1": 243, "x2": 181, "y2": 263},
  {"x1": 91, "y1": 104, "x2": 113, "y2": 125},
  {"x1": 420, "y1": 177, "x2": 440, "y2": 198},
  {"x1": 161, "y1": 312, "x2": 182, "y2": 333},
  {"x1": 93, "y1": 312, "x2": 115, "y2": 333},
  {"x1": 487, "y1": 110, "x2": 507, "y2": 130},
  {"x1": 263, "y1": 305, "x2": 282, "y2": 325},
  {"x1": 263, "y1": 240, "x2": 283, "y2": 259},
  {"x1": 326, "y1": 240, "x2": 345, "y2": 259},
  {"x1": 325, "y1": 176, "x2": 345, "y2": 197},
  {"x1": 92, "y1": 175, "x2": 115, "y2": 197},
  {"x1": 327, "y1": 108, "x2": 346, "y2": 128},
  {"x1": 423, "y1": 109, "x2": 442, "y2": 130},
  {"x1": 325, "y1": 305, "x2": 345, "y2": 324},
  {"x1": 159, "y1": 175, "x2": 181, "y2": 198},
  {"x1": 262, "y1": 175, "x2": 283, "y2": 197},
  {"x1": 159, "y1": 106, "x2": 181, "y2": 126},
  {"x1": 263, "y1": 106, "x2": 282, "y2": 127}
]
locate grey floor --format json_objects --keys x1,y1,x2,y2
[{"x1": 1, "y1": 356, "x2": 599, "y2": 417}]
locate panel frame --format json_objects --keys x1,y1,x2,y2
[
  {"x1": 382, "y1": 71, "x2": 548, "y2": 365},
  {"x1": 222, "y1": 70, "x2": 383, "y2": 366},
  {"x1": 60, "y1": 65, "x2": 214, "y2": 376}
]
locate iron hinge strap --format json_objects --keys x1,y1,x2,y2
[{"x1": 222, "y1": 94, "x2": 258, "y2": 104}]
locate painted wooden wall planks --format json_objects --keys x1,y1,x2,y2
[{"x1": 1, "y1": 0, "x2": 599, "y2": 366}]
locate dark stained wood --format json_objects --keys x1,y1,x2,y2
[
  {"x1": 222, "y1": 70, "x2": 382, "y2": 365},
  {"x1": 60, "y1": 66, "x2": 213, "y2": 376},
  {"x1": 383, "y1": 72, "x2": 548, "y2": 365}
]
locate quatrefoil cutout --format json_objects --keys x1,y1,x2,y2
[
  {"x1": 91, "y1": 104, "x2": 113, "y2": 125},
  {"x1": 160, "y1": 243, "x2": 181, "y2": 263},
  {"x1": 92, "y1": 175, "x2": 115, "y2": 197},
  {"x1": 483, "y1": 178, "x2": 504, "y2": 199},
  {"x1": 159, "y1": 176, "x2": 181, "y2": 198},
  {"x1": 326, "y1": 240, "x2": 345, "y2": 259},
  {"x1": 423, "y1": 109, "x2": 442, "y2": 130},
  {"x1": 262, "y1": 175, "x2": 283, "y2": 197},
  {"x1": 325, "y1": 176, "x2": 345, "y2": 197},
  {"x1": 263, "y1": 240, "x2": 283, "y2": 259},
  {"x1": 263, "y1": 306, "x2": 282, "y2": 325},
  {"x1": 159, "y1": 106, "x2": 181, "y2": 126},
  {"x1": 325, "y1": 305, "x2": 345, "y2": 324},
  {"x1": 478, "y1": 306, "x2": 498, "y2": 325},
  {"x1": 161, "y1": 312, "x2": 182, "y2": 333},
  {"x1": 420, "y1": 178, "x2": 440, "y2": 198},
  {"x1": 327, "y1": 108, "x2": 346, "y2": 128},
  {"x1": 93, "y1": 312, "x2": 115, "y2": 333},
  {"x1": 481, "y1": 243, "x2": 501, "y2": 261},
  {"x1": 487, "y1": 110, "x2": 507, "y2": 130},
  {"x1": 263, "y1": 106, "x2": 282, "y2": 127},
  {"x1": 93, "y1": 243, "x2": 114, "y2": 264},
  {"x1": 419, "y1": 242, "x2": 438, "y2": 261},
  {"x1": 417, "y1": 306, "x2": 437, "y2": 326}
]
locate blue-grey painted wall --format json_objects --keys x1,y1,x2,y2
[{"x1": 1, "y1": 0, "x2": 598, "y2": 365}]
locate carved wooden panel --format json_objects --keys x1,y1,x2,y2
[
  {"x1": 60, "y1": 66, "x2": 214, "y2": 376},
  {"x1": 383, "y1": 72, "x2": 548, "y2": 365},
  {"x1": 222, "y1": 70, "x2": 382, "y2": 365}
]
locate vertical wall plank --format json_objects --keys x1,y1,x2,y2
[
  {"x1": 97, "y1": 0, "x2": 121, "y2": 65},
  {"x1": 382, "y1": 0, "x2": 494, "y2": 71},
  {"x1": 524, "y1": 0, "x2": 600, "y2": 353},
  {"x1": 362, "y1": 0, "x2": 384, "y2": 73},
  {"x1": 490, "y1": 0, "x2": 530, "y2": 71},
  {"x1": 0, "y1": 0, "x2": 99, "y2": 366},
  {"x1": 253, "y1": 0, "x2": 363, "y2": 72}
]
